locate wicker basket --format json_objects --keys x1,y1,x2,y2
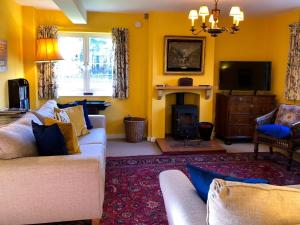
[{"x1": 124, "y1": 117, "x2": 145, "y2": 143}]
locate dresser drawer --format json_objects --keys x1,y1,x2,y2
[
  {"x1": 228, "y1": 125, "x2": 254, "y2": 137},
  {"x1": 229, "y1": 114, "x2": 254, "y2": 125},
  {"x1": 229, "y1": 96, "x2": 252, "y2": 104},
  {"x1": 253, "y1": 96, "x2": 275, "y2": 104},
  {"x1": 229, "y1": 104, "x2": 253, "y2": 113}
]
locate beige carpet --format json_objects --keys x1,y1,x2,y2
[{"x1": 107, "y1": 138, "x2": 267, "y2": 156}]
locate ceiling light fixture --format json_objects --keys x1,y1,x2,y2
[{"x1": 188, "y1": 0, "x2": 244, "y2": 37}]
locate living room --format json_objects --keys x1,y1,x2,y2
[{"x1": 0, "y1": 0, "x2": 300, "y2": 224}]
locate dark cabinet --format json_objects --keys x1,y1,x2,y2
[
  {"x1": 215, "y1": 93, "x2": 276, "y2": 144},
  {"x1": 8, "y1": 79, "x2": 30, "y2": 110}
]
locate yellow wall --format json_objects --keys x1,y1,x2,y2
[
  {"x1": 267, "y1": 9, "x2": 300, "y2": 103},
  {"x1": 148, "y1": 12, "x2": 216, "y2": 138},
  {"x1": 22, "y1": 9, "x2": 149, "y2": 135},
  {"x1": 15, "y1": 5, "x2": 300, "y2": 137},
  {"x1": 0, "y1": 0, "x2": 24, "y2": 108}
]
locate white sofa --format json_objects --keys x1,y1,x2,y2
[
  {"x1": 159, "y1": 170, "x2": 300, "y2": 225},
  {"x1": 0, "y1": 100, "x2": 106, "y2": 225}
]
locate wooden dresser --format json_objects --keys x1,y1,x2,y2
[{"x1": 215, "y1": 93, "x2": 276, "y2": 144}]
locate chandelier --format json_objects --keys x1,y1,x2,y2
[{"x1": 188, "y1": 0, "x2": 244, "y2": 37}]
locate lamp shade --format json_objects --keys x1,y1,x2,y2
[
  {"x1": 229, "y1": 6, "x2": 241, "y2": 16},
  {"x1": 189, "y1": 10, "x2": 199, "y2": 19},
  {"x1": 36, "y1": 38, "x2": 63, "y2": 62},
  {"x1": 235, "y1": 11, "x2": 244, "y2": 21},
  {"x1": 199, "y1": 6, "x2": 209, "y2": 16}
]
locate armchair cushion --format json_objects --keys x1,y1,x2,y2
[
  {"x1": 275, "y1": 104, "x2": 300, "y2": 127},
  {"x1": 257, "y1": 124, "x2": 291, "y2": 139}
]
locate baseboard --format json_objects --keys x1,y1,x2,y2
[
  {"x1": 107, "y1": 134, "x2": 126, "y2": 139},
  {"x1": 147, "y1": 136, "x2": 156, "y2": 142}
]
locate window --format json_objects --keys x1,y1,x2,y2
[{"x1": 56, "y1": 33, "x2": 113, "y2": 96}]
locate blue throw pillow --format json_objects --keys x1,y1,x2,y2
[
  {"x1": 187, "y1": 164, "x2": 269, "y2": 202},
  {"x1": 58, "y1": 100, "x2": 93, "y2": 129},
  {"x1": 32, "y1": 121, "x2": 68, "y2": 156},
  {"x1": 257, "y1": 124, "x2": 291, "y2": 139}
]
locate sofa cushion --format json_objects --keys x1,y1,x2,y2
[
  {"x1": 207, "y1": 179, "x2": 300, "y2": 225},
  {"x1": 275, "y1": 104, "x2": 300, "y2": 127},
  {"x1": 33, "y1": 100, "x2": 58, "y2": 122},
  {"x1": 257, "y1": 124, "x2": 291, "y2": 138},
  {"x1": 17, "y1": 112, "x2": 42, "y2": 126},
  {"x1": 187, "y1": 164, "x2": 269, "y2": 202},
  {"x1": 78, "y1": 128, "x2": 106, "y2": 146},
  {"x1": 80, "y1": 144, "x2": 106, "y2": 180},
  {"x1": 0, "y1": 123, "x2": 38, "y2": 159},
  {"x1": 64, "y1": 105, "x2": 89, "y2": 137},
  {"x1": 32, "y1": 121, "x2": 68, "y2": 156},
  {"x1": 58, "y1": 100, "x2": 93, "y2": 129},
  {"x1": 44, "y1": 118, "x2": 80, "y2": 154}
]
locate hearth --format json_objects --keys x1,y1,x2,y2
[{"x1": 171, "y1": 93, "x2": 199, "y2": 140}]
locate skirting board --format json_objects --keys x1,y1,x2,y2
[{"x1": 107, "y1": 134, "x2": 156, "y2": 142}]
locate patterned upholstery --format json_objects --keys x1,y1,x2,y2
[{"x1": 275, "y1": 104, "x2": 300, "y2": 127}]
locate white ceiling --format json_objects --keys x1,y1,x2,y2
[{"x1": 16, "y1": 0, "x2": 300, "y2": 15}]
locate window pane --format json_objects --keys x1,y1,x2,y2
[
  {"x1": 56, "y1": 36, "x2": 84, "y2": 96},
  {"x1": 89, "y1": 37, "x2": 113, "y2": 96}
]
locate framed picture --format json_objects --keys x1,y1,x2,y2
[
  {"x1": 164, "y1": 36, "x2": 205, "y2": 75},
  {"x1": 0, "y1": 40, "x2": 7, "y2": 73}
]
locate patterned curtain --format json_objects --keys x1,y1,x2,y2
[
  {"x1": 37, "y1": 25, "x2": 58, "y2": 99},
  {"x1": 285, "y1": 23, "x2": 300, "y2": 100},
  {"x1": 112, "y1": 28, "x2": 129, "y2": 99}
]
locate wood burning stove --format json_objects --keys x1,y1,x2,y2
[{"x1": 171, "y1": 93, "x2": 199, "y2": 140}]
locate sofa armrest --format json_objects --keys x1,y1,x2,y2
[
  {"x1": 159, "y1": 170, "x2": 207, "y2": 225},
  {"x1": 0, "y1": 155, "x2": 104, "y2": 225},
  {"x1": 89, "y1": 115, "x2": 106, "y2": 129}
]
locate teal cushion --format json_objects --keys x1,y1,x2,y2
[
  {"x1": 187, "y1": 164, "x2": 269, "y2": 203},
  {"x1": 257, "y1": 124, "x2": 291, "y2": 139}
]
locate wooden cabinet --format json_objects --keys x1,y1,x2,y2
[{"x1": 215, "y1": 93, "x2": 276, "y2": 144}]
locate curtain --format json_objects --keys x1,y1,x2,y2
[
  {"x1": 112, "y1": 28, "x2": 129, "y2": 99},
  {"x1": 285, "y1": 23, "x2": 300, "y2": 101},
  {"x1": 37, "y1": 25, "x2": 58, "y2": 99}
]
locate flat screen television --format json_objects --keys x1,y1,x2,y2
[{"x1": 219, "y1": 61, "x2": 272, "y2": 91}]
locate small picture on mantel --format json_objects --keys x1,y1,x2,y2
[
  {"x1": 164, "y1": 36, "x2": 205, "y2": 75},
  {"x1": 0, "y1": 40, "x2": 7, "y2": 73}
]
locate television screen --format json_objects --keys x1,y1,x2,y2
[{"x1": 219, "y1": 61, "x2": 272, "y2": 91}]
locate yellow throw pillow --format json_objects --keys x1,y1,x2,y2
[
  {"x1": 44, "y1": 118, "x2": 81, "y2": 154},
  {"x1": 64, "y1": 105, "x2": 89, "y2": 137}
]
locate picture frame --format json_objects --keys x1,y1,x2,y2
[
  {"x1": 164, "y1": 36, "x2": 205, "y2": 75},
  {"x1": 0, "y1": 40, "x2": 7, "y2": 73}
]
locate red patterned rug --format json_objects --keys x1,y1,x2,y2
[{"x1": 44, "y1": 152, "x2": 300, "y2": 225}]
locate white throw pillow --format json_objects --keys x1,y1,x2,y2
[
  {"x1": 0, "y1": 123, "x2": 38, "y2": 159},
  {"x1": 207, "y1": 179, "x2": 300, "y2": 225}
]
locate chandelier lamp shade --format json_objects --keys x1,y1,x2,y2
[
  {"x1": 188, "y1": 0, "x2": 244, "y2": 37},
  {"x1": 36, "y1": 38, "x2": 63, "y2": 62}
]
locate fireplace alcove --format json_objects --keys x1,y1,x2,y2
[{"x1": 165, "y1": 92, "x2": 200, "y2": 138}]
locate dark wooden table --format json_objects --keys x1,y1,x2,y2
[{"x1": 0, "y1": 112, "x2": 26, "y2": 127}]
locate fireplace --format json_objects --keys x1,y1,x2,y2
[{"x1": 171, "y1": 93, "x2": 199, "y2": 139}]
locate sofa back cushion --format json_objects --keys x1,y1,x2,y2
[
  {"x1": 0, "y1": 123, "x2": 38, "y2": 159},
  {"x1": 275, "y1": 104, "x2": 300, "y2": 127},
  {"x1": 32, "y1": 100, "x2": 58, "y2": 122},
  {"x1": 207, "y1": 179, "x2": 300, "y2": 225}
]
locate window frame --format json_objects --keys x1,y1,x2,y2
[{"x1": 56, "y1": 32, "x2": 113, "y2": 97}]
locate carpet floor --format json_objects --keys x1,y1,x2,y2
[{"x1": 45, "y1": 152, "x2": 300, "y2": 225}]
